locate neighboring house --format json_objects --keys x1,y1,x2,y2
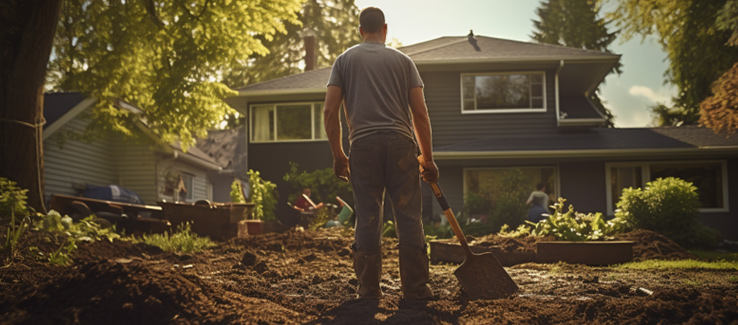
[
  {"x1": 195, "y1": 126, "x2": 249, "y2": 202},
  {"x1": 43, "y1": 92, "x2": 228, "y2": 205},
  {"x1": 226, "y1": 35, "x2": 738, "y2": 239}
]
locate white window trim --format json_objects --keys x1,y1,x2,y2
[
  {"x1": 249, "y1": 102, "x2": 328, "y2": 143},
  {"x1": 605, "y1": 160, "x2": 729, "y2": 215},
  {"x1": 460, "y1": 71, "x2": 547, "y2": 114}
]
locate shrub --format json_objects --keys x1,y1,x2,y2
[
  {"x1": 0, "y1": 178, "x2": 29, "y2": 217},
  {"x1": 615, "y1": 177, "x2": 718, "y2": 248},
  {"x1": 529, "y1": 197, "x2": 627, "y2": 241},
  {"x1": 488, "y1": 169, "x2": 529, "y2": 231},
  {"x1": 248, "y1": 169, "x2": 277, "y2": 221},
  {"x1": 462, "y1": 192, "x2": 492, "y2": 222},
  {"x1": 282, "y1": 162, "x2": 353, "y2": 207},
  {"x1": 230, "y1": 178, "x2": 246, "y2": 203}
]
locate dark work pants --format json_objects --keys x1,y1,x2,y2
[{"x1": 349, "y1": 132, "x2": 426, "y2": 254}]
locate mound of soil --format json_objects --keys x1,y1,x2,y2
[{"x1": 1, "y1": 228, "x2": 735, "y2": 324}]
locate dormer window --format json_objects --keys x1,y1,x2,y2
[{"x1": 461, "y1": 72, "x2": 546, "y2": 113}]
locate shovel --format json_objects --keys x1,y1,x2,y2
[{"x1": 428, "y1": 181, "x2": 519, "y2": 299}]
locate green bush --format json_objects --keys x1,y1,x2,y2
[
  {"x1": 462, "y1": 192, "x2": 491, "y2": 222},
  {"x1": 529, "y1": 197, "x2": 627, "y2": 241},
  {"x1": 230, "y1": 178, "x2": 246, "y2": 203},
  {"x1": 282, "y1": 162, "x2": 353, "y2": 207},
  {"x1": 615, "y1": 177, "x2": 718, "y2": 248},
  {"x1": 248, "y1": 169, "x2": 277, "y2": 221},
  {"x1": 488, "y1": 169, "x2": 529, "y2": 231},
  {"x1": 0, "y1": 178, "x2": 29, "y2": 218}
]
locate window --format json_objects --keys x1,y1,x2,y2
[
  {"x1": 250, "y1": 103, "x2": 327, "y2": 142},
  {"x1": 606, "y1": 161, "x2": 728, "y2": 214},
  {"x1": 461, "y1": 72, "x2": 545, "y2": 113},
  {"x1": 464, "y1": 166, "x2": 557, "y2": 209}
]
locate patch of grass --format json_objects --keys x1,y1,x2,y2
[
  {"x1": 617, "y1": 259, "x2": 738, "y2": 270},
  {"x1": 133, "y1": 223, "x2": 213, "y2": 253},
  {"x1": 727, "y1": 275, "x2": 738, "y2": 283},
  {"x1": 681, "y1": 279, "x2": 703, "y2": 286},
  {"x1": 689, "y1": 249, "x2": 738, "y2": 262}
]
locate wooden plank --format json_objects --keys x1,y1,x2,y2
[
  {"x1": 429, "y1": 241, "x2": 535, "y2": 266},
  {"x1": 536, "y1": 241, "x2": 634, "y2": 265}
]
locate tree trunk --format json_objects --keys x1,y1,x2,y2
[{"x1": 0, "y1": 0, "x2": 62, "y2": 214}]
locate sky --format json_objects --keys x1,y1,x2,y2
[{"x1": 353, "y1": 0, "x2": 677, "y2": 128}]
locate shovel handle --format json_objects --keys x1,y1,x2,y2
[{"x1": 429, "y1": 182, "x2": 472, "y2": 255}]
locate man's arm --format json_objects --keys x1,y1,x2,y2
[
  {"x1": 409, "y1": 86, "x2": 438, "y2": 183},
  {"x1": 324, "y1": 85, "x2": 350, "y2": 181}
]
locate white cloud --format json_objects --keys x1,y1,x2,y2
[{"x1": 628, "y1": 85, "x2": 673, "y2": 105}]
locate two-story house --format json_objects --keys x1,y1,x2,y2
[{"x1": 226, "y1": 35, "x2": 738, "y2": 239}]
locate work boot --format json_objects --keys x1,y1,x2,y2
[
  {"x1": 352, "y1": 250, "x2": 383, "y2": 299},
  {"x1": 399, "y1": 245, "x2": 434, "y2": 300}
]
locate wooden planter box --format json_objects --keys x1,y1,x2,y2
[
  {"x1": 536, "y1": 241, "x2": 635, "y2": 265},
  {"x1": 159, "y1": 201, "x2": 254, "y2": 240},
  {"x1": 429, "y1": 241, "x2": 536, "y2": 266}
]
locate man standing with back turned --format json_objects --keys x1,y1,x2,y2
[{"x1": 323, "y1": 7, "x2": 439, "y2": 300}]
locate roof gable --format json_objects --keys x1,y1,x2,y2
[
  {"x1": 232, "y1": 34, "x2": 620, "y2": 97},
  {"x1": 401, "y1": 36, "x2": 619, "y2": 63},
  {"x1": 42, "y1": 92, "x2": 223, "y2": 170}
]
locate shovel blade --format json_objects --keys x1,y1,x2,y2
[{"x1": 454, "y1": 252, "x2": 518, "y2": 300}]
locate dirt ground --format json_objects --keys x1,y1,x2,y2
[{"x1": 1, "y1": 227, "x2": 737, "y2": 324}]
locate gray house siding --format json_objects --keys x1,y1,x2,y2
[
  {"x1": 44, "y1": 117, "x2": 117, "y2": 202},
  {"x1": 112, "y1": 139, "x2": 158, "y2": 204},
  {"x1": 422, "y1": 68, "x2": 559, "y2": 149}
]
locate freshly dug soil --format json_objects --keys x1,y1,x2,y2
[{"x1": 1, "y1": 228, "x2": 737, "y2": 324}]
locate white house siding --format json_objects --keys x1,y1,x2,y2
[
  {"x1": 43, "y1": 118, "x2": 117, "y2": 202},
  {"x1": 111, "y1": 138, "x2": 159, "y2": 205}
]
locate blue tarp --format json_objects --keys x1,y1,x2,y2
[{"x1": 83, "y1": 185, "x2": 144, "y2": 205}]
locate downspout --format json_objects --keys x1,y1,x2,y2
[{"x1": 555, "y1": 60, "x2": 564, "y2": 127}]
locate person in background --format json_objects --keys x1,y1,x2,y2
[
  {"x1": 293, "y1": 187, "x2": 324, "y2": 212},
  {"x1": 526, "y1": 182, "x2": 550, "y2": 223}
]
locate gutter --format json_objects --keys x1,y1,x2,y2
[
  {"x1": 169, "y1": 150, "x2": 223, "y2": 172},
  {"x1": 555, "y1": 60, "x2": 564, "y2": 127},
  {"x1": 237, "y1": 88, "x2": 327, "y2": 97},
  {"x1": 412, "y1": 56, "x2": 619, "y2": 66},
  {"x1": 434, "y1": 146, "x2": 738, "y2": 160}
]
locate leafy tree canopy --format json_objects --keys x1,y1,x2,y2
[
  {"x1": 47, "y1": 0, "x2": 303, "y2": 147},
  {"x1": 221, "y1": 0, "x2": 362, "y2": 89},
  {"x1": 602, "y1": 0, "x2": 738, "y2": 126},
  {"x1": 531, "y1": 0, "x2": 621, "y2": 127}
]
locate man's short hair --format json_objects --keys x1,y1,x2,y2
[{"x1": 359, "y1": 7, "x2": 385, "y2": 33}]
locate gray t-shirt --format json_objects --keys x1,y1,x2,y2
[{"x1": 327, "y1": 42, "x2": 423, "y2": 143}]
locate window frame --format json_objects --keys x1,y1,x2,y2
[
  {"x1": 460, "y1": 71, "x2": 547, "y2": 114},
  {"x1": 605, "y1": 160, "x2": 729, "y2": 215},
  {"x1": 249, "y1": 102, "x2": 327, "y2": 143},
  {"x1": 462, "y1": 165, "x2": 559, "y2": 205}
]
